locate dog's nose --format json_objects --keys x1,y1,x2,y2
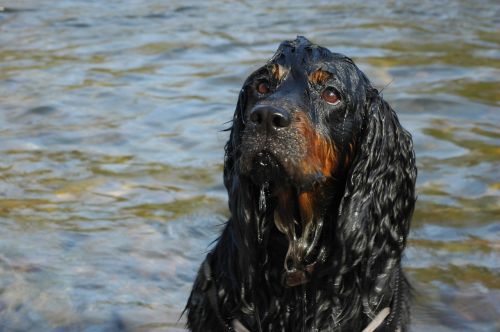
[{"x1": 249, "y1": 106, "x2": 291, "y2": 132}]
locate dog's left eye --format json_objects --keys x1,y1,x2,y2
[
  {"x1": 321, "y1": 87, "x2": 341, "y2": 105},
  {"x1": 256, "y1": 80, "x2": 270, "y2": 94}
]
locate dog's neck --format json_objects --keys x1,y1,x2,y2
[{"x1": 212, "y1": 178, "x2": 404, "y2": 330}]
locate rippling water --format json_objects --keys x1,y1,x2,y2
[{"x1": 0, "y1": 1, "x2": 499, "y2": 331}]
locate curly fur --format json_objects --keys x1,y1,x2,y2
[{"x1": 185, "y1": 37, "x2": 417, "y2": 332}]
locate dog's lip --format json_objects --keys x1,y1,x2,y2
[
  {"x1": 254, "y1": 150, "x2": 275, "y2": 166},
  {"x1": 249, "y1": 150, "x2": 287, "y2": 184}
]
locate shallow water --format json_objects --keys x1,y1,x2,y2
[{"x1": 0, "y1": 1, "x2": 499, "y2": 331}]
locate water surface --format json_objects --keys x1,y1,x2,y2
[{"x1": 0, "y1": 1, "x2": 499, "y2": 331}]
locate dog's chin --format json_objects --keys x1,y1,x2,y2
[
  {"x1": 249, "y1": 151, "x2": 286, "y2": 186},
  {"x1": 248, "y1": 150, "x2": 327, "y2": 192}
]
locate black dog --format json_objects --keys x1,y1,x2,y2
[{"x1": 186, "y1": 36, "x2": 417, "y2": 332}]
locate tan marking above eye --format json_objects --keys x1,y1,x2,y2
[
  {"x1": 271, "y1": 63, "x2": 280, "y2": 80},
  {"x1": 308, "y1": 69, "x2": 331, "y2": 85},
  {"x1": 271, "y1": 63, "x2": 288, "y2": 80}
]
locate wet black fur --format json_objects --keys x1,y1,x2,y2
[{"x1": 185, "y1": 37, "x2": 417, "y2": 332}]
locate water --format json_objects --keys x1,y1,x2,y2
[{"x1": 0, "y1": 0, "x2": 498, "y2": 331}]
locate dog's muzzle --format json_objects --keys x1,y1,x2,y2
[{"x1": 250, "y1": 150, "x2": 284, "y2": 185}]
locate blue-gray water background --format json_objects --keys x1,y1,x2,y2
[{"x1": 0, "y1": 1, "x2": 499, "y2": 331}]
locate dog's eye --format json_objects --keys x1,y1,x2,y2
[
  {"x1": 256, "y1": 81, "x2": 270, "y2": 94},
  {"x1": 321, "y1": 87, "x2": 341, "y2": 105}
]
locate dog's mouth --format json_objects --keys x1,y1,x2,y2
[
  {"x1": 249, "y1": 149, "x2": 326, "y2": 190},
  {"x1": 250, "y1": 150, "x2": 286, "y2": 186}
]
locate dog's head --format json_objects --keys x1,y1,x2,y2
[
  {"x1": 224, "y1": 37, "x2": 416, "y2": 288},
  {"x1": 237, "y1": 37, "x2": 364, "y2": 188}
]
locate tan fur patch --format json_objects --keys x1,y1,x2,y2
[
  {"x1": 271, "y1": 63, "x2": 287, "y2": 81},
  {"x1": 274, "y1": 187, "x2": 296, "y2": 240},
  {"x1": 298, "y1": 191, "x2": 314, "y2": 225},
  {"x1": 308, "y1": 69, "x2": 331, "y2": 85},
  {"x1": 295, "y1": 112, "x2": 338, "y2": 178}
]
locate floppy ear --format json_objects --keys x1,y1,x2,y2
[
  {"x1": 223, "y1": 87, "x2": 246, "y2": 193},
  {"x1": 337, "y1": 88, "x2": 417, "y2": 280},
  {"x1": 218, "y1": 83, "x2": 267, "y2": 318}
]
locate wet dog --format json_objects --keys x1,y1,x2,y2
[{"x1": 186, "y1": 36, "x2": 417, "y2": 332}]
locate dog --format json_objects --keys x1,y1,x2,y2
[{"x1": 185, "y1": 36, "x2": 417, "y2": 332}]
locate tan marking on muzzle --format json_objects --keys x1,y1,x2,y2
[{"x1": 295, "y1": 112, "x2": 338, "y2": 178}]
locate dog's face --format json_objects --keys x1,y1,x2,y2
[{"x1": 238, "y1": 37, "x2": 367, "y2": 189}]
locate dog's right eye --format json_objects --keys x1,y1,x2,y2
[{"x1": 256, "y1": 80, "x2": 270, "y2": 95}]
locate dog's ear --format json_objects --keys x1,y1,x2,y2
[
  {"x1": 223, "y1": 86, "x2": 247, "y2": 193},
  {"x1": 337, "y1": 89, "x2": 417, "y2": 277},
  {"x1": 222, "y1": 84, "x2": 258, "y2": 235},
  {"x1": 219, "y1": 83, "x2": 265, "y2": 319}
]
